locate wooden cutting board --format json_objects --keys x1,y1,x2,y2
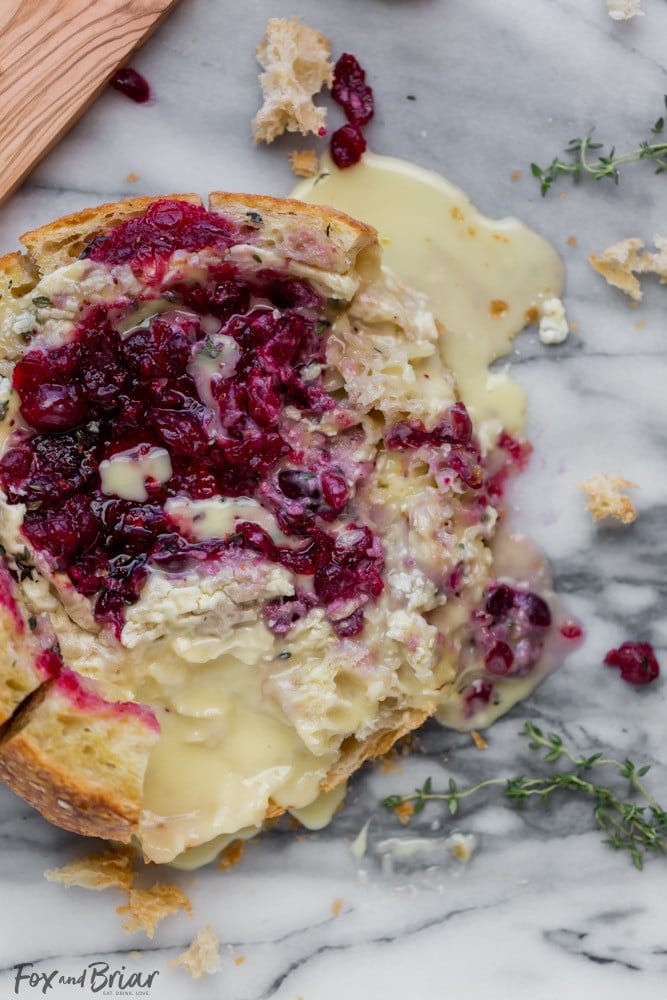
[{"x1": 0, "y1": 0, "x2": 181, "y2": 206}]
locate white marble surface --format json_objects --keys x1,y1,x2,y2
[{"x1": 1, "y1": 0, "x2": 667, "y2": 997}]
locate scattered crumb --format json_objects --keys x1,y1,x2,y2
[
  {"x1": 252, "y1": 17, "x2": 333, "y2": 143},
  {"x1": 234, "y1": 955, "x2": 246, "y2": 967},
  {"x1": 331, "y1": 898, "x2": 343, "y2": 917},
  {"x1": 45, "y1": 846, "x2": 136, "y2": 893},
  {"x1": 567, "y1": 235, "x2": 577, "y2": 248},
  {"x1": 117, "y1": 883, "x2": 193, "y2": 938},
  {"x1": 288, "y1": 815, "x2": 302, "y2": 830},
  {"x1": 349, "y1": 819, "x2": 371, "y2": 860},
  {"x1": 393, "y1": 801, "x2": 414, "y2": 825},
  {"x1": 471, "y1": 730, "x2": 488, "y2": 750},
  {"x1": 511, "y1": 169, "x2": 522, "y2": 182},
  {"x1": 605, "y1": 0, "x2": 643, "y2": 19},
  {"x1": 589, "y1": 236, "x2": 667, "y2": 301},
  {"x1": 569, "y1": 320, "x2": 579, "y2": 333},
  {"x1": 450, "y1": 833, "x2": 477, "y2": 864},
  {"x1": 289, "y1": 149, "x2": 319, "y2": 177},
  {"x1": 451, "y1": 206, "x2": 464, "y2": 221},
  {"x1": 524, "y1": 305, "x2": 539, "y2": 325},
  {"x1": 538, "y1": 297, "x2": 570, "y2": 344},
  {"x1": 578, "y1": 474, "x2": 638, "y2": 524},
  {"x1": 217, "y1": 839, "x2": 245, "y2": 871},
  {"x1": 489, "y1": 298, "x2": 509, "y2": 318},
  {"x1": 125, "y1": 172, "x2": 140, "y2": 182},
  {"x1": 170, "y1": 925, "x2": 221, "y2": 979},
  {"x1": 634, "y1": 320, "x2": 645, "y2": 330}
]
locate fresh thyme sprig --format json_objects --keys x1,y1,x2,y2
[
  {"x1": 382, "y1": 722, "x2": 667, "y2": 870},
  {"x1": 531, "y1": 97, "x2": 667, "y2": 195}
]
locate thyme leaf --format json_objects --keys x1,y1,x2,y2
[{"x1": 531, "y1": 96, "x2": 667, "y2": 196}]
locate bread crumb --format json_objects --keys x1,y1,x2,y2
[
  {"x1": 511, "y1": 169, "x2": 522, "y2": 182},
  {"x1": 45, "y1": 846, "x2": 136, "y2": 893},
  {"x1": 589, "y1": 236, "x2": 667, "y2": 301},
  {"x1": 634, "y1": 320, "x2": 645, "y2": 330},
  {"x1": 567, "y1": 235, "x2": 577, "y2": 248},
  {"x1": 253, "y1": 18, "x2": 333, "y2": 143},
  {"x1": 450, "y1": 833, "x2": 477, "y2": 863},
  {"x1": 125, "y1": 172, "x2": 140, "y2": 182},
  {"x1": 234, "y1": 955, "x2": 246, "y2": 966},
  {"x1": 471, "y1": 730, "x2": 488, "y2": 750},
  {"x1": 605, "y1": 0, "x2": 643, "y2": 19},
  {"x1": 579, "y1": 474, "x2": 638, "y2": 524},
  {"x1": 170, "y1": 925, "x2": 221, "y2": 979},
  {"x1": 393, "y1": 801, "x2": 414, "y2": 825},
  {"x1": 117, "y1": 883, "x2": 193, "y2": 938},
  {"x1": 331, "y1": 898, "x2": 343, "y2": 917},
  {"x1": 289, "y1": 149, "x2": 319, "y2": 177},
  {"x1": 217, "y1": 839, "x2": 245, "y2": 871}
]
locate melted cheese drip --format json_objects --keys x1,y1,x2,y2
[{"x1": 292, "y1": 151, "x2": 563, "y2": 431}]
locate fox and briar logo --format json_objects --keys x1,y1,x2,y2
[{"x1": 13, "y1": 962, "x2": 159, "y2": 996}]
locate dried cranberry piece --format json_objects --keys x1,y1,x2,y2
[
  {"x1": 320, "y1": 470, "x2": 348, "y2": 512},
  {"x1": 68, "y1": 549, "x2": 110, "y2": 596},
  {"x1": 463, "y1": 678, "x2": 494, "y2": 717},
  {"x1": 314, "y1": 562, "x2": 359, "y2": 603},
  {"x1": 110, "y1": 67, "x2": 151, "y2": 103},
  {"x1": 514, "y1": 591, "x2": 552, "y2": 629},
  {"x1": 122, "y1": 314, "x2": 198, "y2": 378},
  {"x1": 149, "y1": 406, "x2": 211, "y2": 457},
  {"x1": 245, "y1": 368, "x2": 281, "y2": 425},
  {"x1": 279, "y1": 532, "x2": 333, "y2": 575},
  {"x1": 485, "y1": 583, "x2": 515, "y2": 620},
  {"x1": 484, "y1": 640, "x2": 515, "y2": 676},
  {"x1": 604, "y1": 642, "x2": 660, "y2": 685},
  {"x1": 332, "y1": 54, "x2": 374, "y2": 126},
  {"x1": 233, "y1": 521, "x2": 277, "y2": 561},
  {"x1": 257, "y1": 272, "x2": 322, "y2": 311},
  {"x1": 332, "y1": 608, "x2": 365, "y2": 638},
  {"x1": 330, "y1": 124, "x2": 367, "y2": 169},
  {"x1": 19, "y1": 383, "x2": 88, "y2": 432},
  {"x1": 262, "y1": 592, "x2": 318, "y2": 635}
]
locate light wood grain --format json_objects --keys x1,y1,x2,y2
[{"x1": 0, "y1": 0, "x2": 180, "y2": 206}]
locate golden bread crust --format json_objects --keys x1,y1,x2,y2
[{"x1": 19, "y1": 194, "x2": 203, "y2": 274}]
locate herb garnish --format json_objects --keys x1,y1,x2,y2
[
  {"x1": 31, "y1": 295, "x2": 51, "y2": 308},
  {"x1": 382, "y1": 723, "x2": 667, "y2": 870},
  {"x1": 531, "y1": 97, "x2": 667, "y2": 196},
  {"x1": 13, "y1": 547, "x2": 36, "y2": 582}
]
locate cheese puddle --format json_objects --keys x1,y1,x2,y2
[{"x1": 291, "y1": 151, "x2": 563, "y2": 431}]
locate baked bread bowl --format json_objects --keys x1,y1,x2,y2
[{"x1": 0, "y1": 193, "x2": 562, "y2": 863}]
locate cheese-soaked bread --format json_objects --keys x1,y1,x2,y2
[{"x1": 0, "y1": 193, "x2": 560, "y2": 863}]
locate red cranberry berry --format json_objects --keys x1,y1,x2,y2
[
  {"x1": 604, "y1": 642, "x2": 660, "y2": 685},
  {"x1": 110, "y1": 68, "x2": 151, "y2": 103},
  {"x1": 560, "y1": 621, "x2": 584, "y2": 640},
  {"x1": 484, "y1": 640, "x2": 515, "y2": 676},
  {"x1": 332, "y1": 54, "x2": 375, "y2": 126},
  {"x1": 331, "y1": 124, "x2": 367, "y2": 169}
]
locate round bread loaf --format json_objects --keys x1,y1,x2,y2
[{"x1": 0, "y1": 193, "x2": 558, "y2": 863}]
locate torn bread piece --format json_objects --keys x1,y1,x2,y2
[
  {"x1": 579, "y1": 474, "x2": 638, "y2": 524},
  {"x1": 589, "y1": 236, "x2": 667, "y2": 301},
  {"x1": 45, "y1": 845, "x2": 136, "y2": 892},
  {"x1": 170, "y1": 925, "x2": 222, "y2": 979},
  {"x1": 289, "y1": 149, "x2": 320, "y2": 177},
  {"x1": 605, "y1": 0, "x2": 644, "y2": 19},
  {"x1": 117, "y1": 884, "x2": 193, "y2": 938},
  {"x1": 253, "y1": 17, "x2": 333, "y2": 143}
]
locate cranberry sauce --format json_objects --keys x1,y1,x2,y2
[
  {"x1": 0, "y1": 211, "x2": 386, "y2": 636},
  {"x1": 82, "y1": 200, "x2": 240, "y2": 283},
  {"x1": 604, "y1": 642, "x2": 660, "y2": 685},
  {"x1": 110, "y1": 67, "x2": 151, "y2": 104}
]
